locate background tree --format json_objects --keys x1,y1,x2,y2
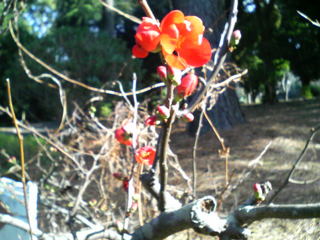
[
  {"x1": 235, "y1": 0, "x2": 320, "y2": 103},
  {"x1": 173, "y1": 0, "x2": 246, "y2": 131}
]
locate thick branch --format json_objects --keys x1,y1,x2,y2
[
  {"x1": 140, "y1": 171, "x2": 182, "y2": 211},
  {"x1": 3, "y1": 198, "x2": 320, "y2": 240},
  {"x1": 131, "y1": 196, "x2": 225, "y2": 240},
  {"x1": 235, "y1": 203, "x2": 320, "y2": 225}
]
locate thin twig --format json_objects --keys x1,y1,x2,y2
[
  {"x1": 70, "y1": 144, "x2": 104, "y2": 217},
  {"x1": 203, "y1": 110, "x2": 230, "y2": 185},
  {"x1": 211, "y1": 69, "x2": 247, "y2": 89},
  {"x1": 131, "y1": 74, "x2": 144, "y2": 226},
  {"x1": 0, "y1": 106, "x2": 83, "y2": 170},
  {"x1": 268, "y1": 125, "x2": 320, "y2": 204},
  {"x1": 6, "y1": 79, "x2": 34, "y2": 240},
  {"x1": 99, "y1": 0, "x2": 142, "y2": 24},
  {"x1": 9, "y1": 21, "x2": 165, "y2": 97},
  {"x1": 217, "y1": 141, "x2": 272, "y2": 205},
  {"x1": 192, "y1": 107, "x2": 205, "y2": 198},
  {"x1": 138, "y1": 0, "x2": 156, "y2": 20},
  {"x1": 187, "y1": 0, "x2": 239, "y2": 113}
]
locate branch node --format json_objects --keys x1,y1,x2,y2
[{"x1": 190, "y1": 196, "x2": 226, "y2": 236}]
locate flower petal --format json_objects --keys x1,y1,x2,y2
[
  {"x1": 162, "y1": 49, "x2": 188, "y2": 70},
  {"x1": 160, "y1": 24, "x2": 179, "y2": 54},
  {"x1": 160, "y1": 10, "x2": 184, "y2": 30},
  {"x1": 135, "y1": 29, "x2": 160, "y2": 52},
  {"x1": 178, "y1": 37, "x2": 212, "y2": 67},
  {"x1": 184, "y1": 16, "x2": 205, "y2": 36},
  {"x1": 132, "y1": 44, "x2": 149, "y2": 58}
]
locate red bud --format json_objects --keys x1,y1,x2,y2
[
  {"x1": 182, "y1": 112, "x2": 194, "y2": 122},
  {"x1": 157, "y1": 105, "x2": 170, "y2": 119},
  {"x1": 176, "y1": 73, "x2": 198, "y2": 98},
  {"x1": 157, "y1": 65, "x2": 167, "y2": 80}
]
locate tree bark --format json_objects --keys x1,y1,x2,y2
[{"x1": 173, "y1": 0, "x2": 246, "y2": 132}]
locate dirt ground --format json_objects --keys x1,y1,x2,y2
[{"x1": 168, "y1": 99, "x2": 320, "y2": 239}]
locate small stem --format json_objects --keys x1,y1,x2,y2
[
  {"x1": 268, "y1": 124, "x2": 320, "y2": 204},
  {"x1": 6, "y1": 79, "x2": 34, "y2": 240},
  {"x1": 138, "y1": 0, "x2": 156, "y2": 20},
  {"x1": 159, "y1": 83, "x2": 176, "y2": 212},
  {"x1": 203, "y1": 110, "x2": 230, "y2": 185},
  {"x1": 192, "y1": 108, "x2": 205, "y2": 198},
  {"x1": 137, "y1": 164, "x2": 144, "y2": 226}
]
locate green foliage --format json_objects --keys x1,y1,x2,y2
[
  {"x1": 310, "y1": 82, "x2": 320, "y2": 97},
  {"x1": 235, "y1": 0, "x2": 320, "y2": 103},
  {"x1": 272, "y1": 58, "x2": 290, "y2": 78},
  {"x1": 99, "y1": 103, "x2": 112, "y2": 118},
  {"x1": 301, "y1": 84, "x2": 314, "y2": 99},
  {"x1": 0, "y1": 0, "x2": 145, "y2": 123},
  {"x1": 0, "y1": 133, "x2": 40, "y2": 176},
  {"x1": 56, "y1": 0, "x2": 103, "y2": 27},
  {"x1": 52, "y1": 26, "x2": 144, "y2": 87},
  {"x1": 0, "y1": 3, "x2": 13, "y2": 34}
]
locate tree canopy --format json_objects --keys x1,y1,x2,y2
[{"x1": 234, "y1": 0, "x2": 320, "y2": 102}]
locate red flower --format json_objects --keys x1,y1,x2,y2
[
  {"x1": 160, "y1": 10, "x2": 212, "y2": 69},
  {"x1": 132, "y1": 10, "x2": 212, "y2": 69},
  {"x1": 115, "y1": 123, "x2": 134, "y2": 146},
  {"x1": 176, "y1": 72, "x2": 198, "y2": 98},
  {"x1": 132, "y1": 17, "x2": 161, "y2": 58},
  {"x1": 135, "y1": 146, "x2": 156, "y2": 165}
]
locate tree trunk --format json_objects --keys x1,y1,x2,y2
[{"x1": 173, "y1": 0, "x2": 246, "y2": 132}]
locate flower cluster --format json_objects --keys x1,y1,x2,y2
[
  {"x1": 132, "y1": 10, "x2": 212, "y2": 70},
  {"x1": 114, "y1": 10, "x2": 212, "y2": 187}
]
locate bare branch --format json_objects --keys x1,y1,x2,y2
[
  {"x1": 268, "y1": 124, "x2": 320, "y2": 203},
  {"x1": 99, "y1": 0, "x2": 142, "y2": 24},
  {"x1": 137, "y1": 0, "x2": 156, "y2": 20},
  {"x1": 8, "y1": 21, "x2": 165, "y2": 97},
  {"x1": 235, "y1": 203, "x2": 320, "y2": 225},
  {"x1": 187, "y1": 0, "x2": 239, "y2": 112},
  {"x1": 6, "y1": 79, "x2": 34, "y2": 240}
]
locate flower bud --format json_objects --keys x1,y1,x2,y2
[
  {"x1": 112, "y1": 172, "x2": 124, "y2": 180},
  {"x1": 167, "y1": 66, "x2": 182, "y2": 85},
  {"x1": 157, "y1": 65, "x2": 167, "y2": 81},
  {"x1": 176, "y1": 73, "x2": 198, "y2": 98},
  {"x1": 115, "y1": 122, "x2": 134, "y2": 146},
  {"x1": 182, "y1": 112, "x2": 194, "y2": 122},
  {"x1": 157, "y1": 105, "x2": 170, "y2": 119},
  {"x1": 145, "y1": 115, "x2": 159, "y2": 126},
  {"x1": 122, "y1": 179, "x2": 129, "y2": 192},
  {"x1": 253, "y1": 183, "x2": 264, "y2": 201},
  {"x1": 229, "y1": 30, "x2": 241, "y2": 51},
  {"x1": 232, "y1": 30, "x2": 242, "y2": 43}
]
